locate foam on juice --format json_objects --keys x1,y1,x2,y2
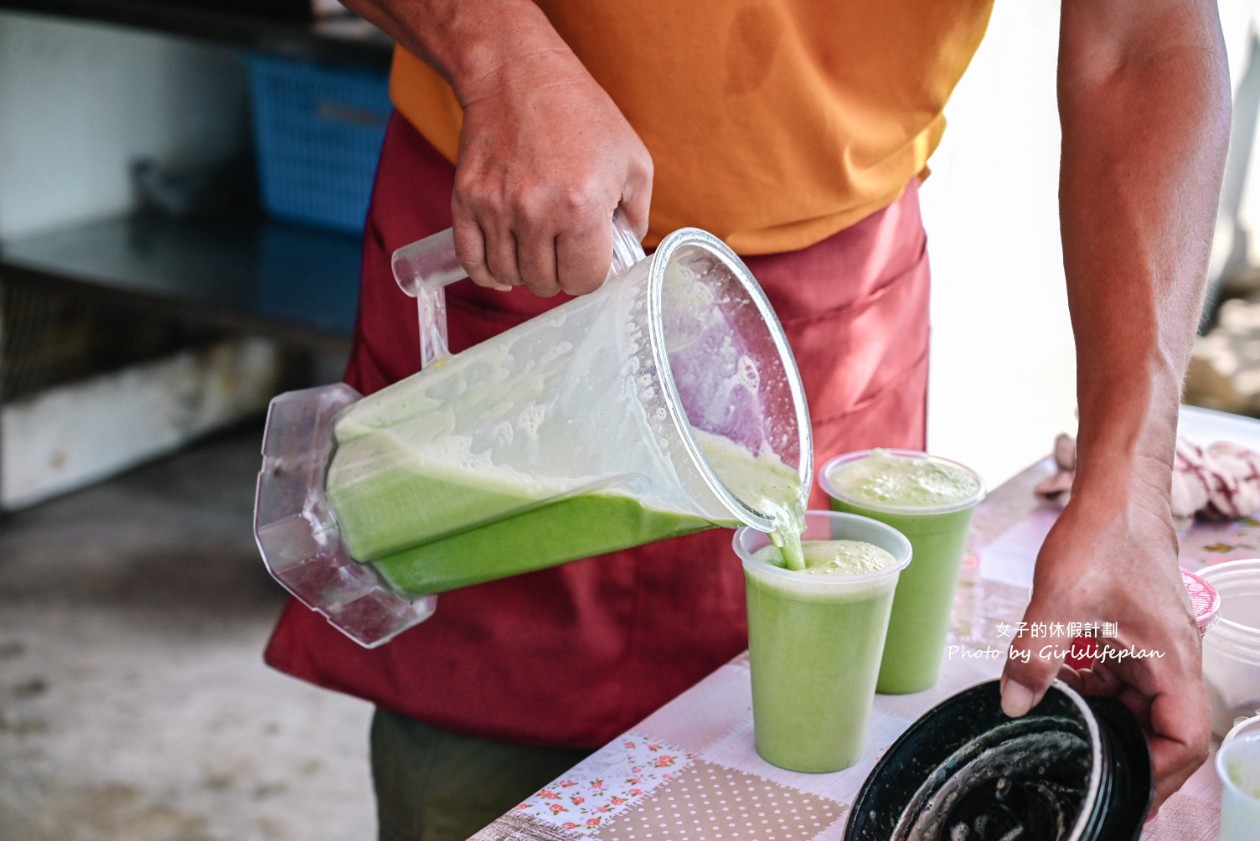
[
  {"x1": 750, "y1": 540, "x2": 900, "y2": 595},
  {"x1": 828, "y1": 449, "x2": 980, "y2": 510},
  {"x1": 753, "y1": 540, "x2": 898, "y2": 574},
  {"x1": 799, "y1": 540, "x2": 898, "y2": 576}
]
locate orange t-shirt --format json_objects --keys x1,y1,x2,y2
[{"x1": 390, "y1": 1, "x2": 994, "y2": 254}]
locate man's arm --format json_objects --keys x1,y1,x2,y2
[
  {"x1": 1000, "y1": 0, "x2": 1230, "y2": 812},
  {"x1": 340, "y1": 0, "x2": 653, "y2": 296}
]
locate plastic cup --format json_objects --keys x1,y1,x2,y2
[
  {"x1": 820, "y1": 449, "x2": 985, "y2": 694},
  {"x1": 1225, "y1": 713, "x2": 1260, "y2": 749},
  {"x1": 1218, "y1": 733, "x2": 1260, "y2": 841},
  {"x1": 734, "y1": 510, "x2": 912, "y2": 772},
  {"x1": 1200, "y1": 559, "x2": 1260, "y2": 739}
]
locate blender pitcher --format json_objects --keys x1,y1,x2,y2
[{"x1": 254, "y1": 216, "x2": 812, "y2": 647}]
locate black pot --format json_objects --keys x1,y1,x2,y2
[{"x1": 844, "y1": 680, "x2": 1152, "y2": 841}]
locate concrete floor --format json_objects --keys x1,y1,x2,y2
[{"x1": 0, "y1": 419, "x2": 376, "y2": 841}]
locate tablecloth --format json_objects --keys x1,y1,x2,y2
[{"x1": 471, "y1": 405, "x2": 1253, "y2": 841}]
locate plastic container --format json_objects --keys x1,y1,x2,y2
[
  {"x1": 1217, "y1": 732, "x2": 1260, "y2": 841},
  {"x1": 248, "y1": 54, "x2": 391, "y2": 233},
  {"x1": 1225, "y1": 712, "x2": 1260, "y2": 746},
  {"x1": 819, "y1": 449, "x2": 985, "y2": 694},
  {"x1": 733, "y1": 511, "x2": 912, "y2": 772},
  {"x1": 1199, "y1": 559, "x2": 1260, "y2": 738},
  {"x1": 255, "y1": 224, "x2": 813, "y2": 647},
  {"x1": 845, "y1": 680, "x2": 1152, "y2": 841}
]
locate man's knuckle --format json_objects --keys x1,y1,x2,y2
[
  {"x1": 557, "y1": 179, "x2": 603, "y2": 216},
  {"x1": 508, "y1": 185, "x2": 547, "y2": 222}
]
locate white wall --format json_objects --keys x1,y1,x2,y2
[
  {"x1": 0, "y1": 11, "x2": 250, "y2": 239},
  {"x1": 1210, "y1": 1, "x2": 1260, "y2": 285},
  {"x1": 921, "y1": 1, "x2": 1075, "y2": 488}
]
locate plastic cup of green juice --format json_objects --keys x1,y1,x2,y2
[
  {"x1": 820, "y1": 449, "x2": 985, "y2": 695},
  {"x1": 734, "y1": 510, "x2": 912, "y2": 773}
]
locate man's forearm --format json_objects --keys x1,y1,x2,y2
[
  {"x1": 1058, "y1": 0, "x2": 1230, "y2": 498},
  {"x1": 337, "y1": 0, "x2": 652, "y2": 295},
  {"x1": 338, "y1": 0, "x2": 576, "y2": 106}
]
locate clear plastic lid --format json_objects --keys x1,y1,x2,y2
[{"x1": 1181, "y1": 567, "x2": 1222, "y2": 636}]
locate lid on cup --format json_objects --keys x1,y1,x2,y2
[{"x1": 1181, "y1": 568, "x2": 1221, "y2": 636}]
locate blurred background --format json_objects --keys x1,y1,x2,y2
[{"x1": 1, "y1": 1, "x2": 1260, "y2": 838}]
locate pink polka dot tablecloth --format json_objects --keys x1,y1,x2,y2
[{"x1": 472, "y1": 405, "x2": 1245, "y2": 841}]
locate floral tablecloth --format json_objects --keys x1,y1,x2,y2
[{"x1": 472, "y1": 405, "x2": 1252, "y2": 841}]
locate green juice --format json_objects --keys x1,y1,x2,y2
[
  {"x1": 744, "y1": 538, "x2": 904, "y2": 772},
  {"x1": 326, "y1": 427, "x2": 723, "y2": 596},
  {"x1": 370, "y1": 492, "x2": 714, "y2": 595},
  {"x1": 822, "y1": 450, "x2": 984, "y2": 694},
  {"x1": 324, "y1": 397, "x2": 800, "y2": 596}
]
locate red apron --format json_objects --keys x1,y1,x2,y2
[{"x1": 263, "y1": 114, "x2": 930, "y2": 747}]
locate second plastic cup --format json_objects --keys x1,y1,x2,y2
[
  {"x1": 1218, "y1": 733, "x2": 1260, "y2": 841},
  {"x1": 1200, "y1": 559, "x2": 1260, "y2": 738},
  {"x1": 820, "y1": 449, "x2": 985, "y2": 694},
  {"x1": 734, "y1": 510, "x2": 912, "y2": 772}
]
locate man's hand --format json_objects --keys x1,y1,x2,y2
[
  {"x1": 1001, "y1": 482, "x2": 1209, "y2": 812},
  {"x1": 338, "y1": 0, "x2": 652, "y2": 296},
  {"x1": 453, "y1": 51, "x2": 652, "y2": 296}
]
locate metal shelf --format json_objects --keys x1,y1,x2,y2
[
  {"x1": 0, "y1": 211, "x2": 360, "y2": 349},
  {"x1": 0, "y1": 0, "x2": 393, "y2": 69},
  {"x1": 0, "y1": 0, "x2": 387, "y2": 346}
]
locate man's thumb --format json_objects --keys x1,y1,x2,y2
[{"x1": 1000, "y1": 612, "x2": 1069, "y2": 718}]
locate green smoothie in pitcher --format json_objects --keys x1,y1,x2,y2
[
  {"x1": 326, "y1": 408, "x2": 803, "y2": 595},
  {"x1": 820, "y1": 449, "x2": 984, "y2": 694}
]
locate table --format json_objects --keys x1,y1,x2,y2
[{"x1": 471, "y1": 405, "x2": 1255, "y2": 841}]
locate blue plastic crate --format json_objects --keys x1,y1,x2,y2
[{"x1": 248, "y1": 55, "x2": 391, "y2": 234}]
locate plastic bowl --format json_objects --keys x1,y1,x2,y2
[{"x1": 1199, "y1": 559, "x2": 1260, "y2": 739}]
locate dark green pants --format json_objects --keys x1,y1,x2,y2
[{"x1": 371, "y1": 707, "x2": 593, "y2": 841}]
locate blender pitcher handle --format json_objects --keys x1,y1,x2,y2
[{"x1": 391, "y1": 210, "x2": 647, "y2": 369}]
